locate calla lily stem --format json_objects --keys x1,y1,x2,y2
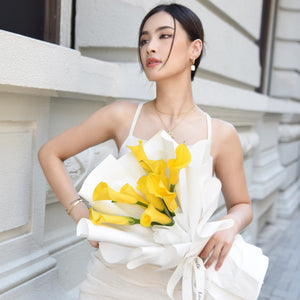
[
  {"x1": 137, "y1": 201, "x2": 148, "y2": 208},
  {"x1": 160, "y1": 197, "x2": 174, "y2": 224}
]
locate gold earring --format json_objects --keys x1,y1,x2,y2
[{"x1": 191, "y1": 58, "x2": 196, "y2": 71}]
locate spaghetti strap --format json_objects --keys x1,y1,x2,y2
[
  {"x1": 206, "y1": 113, "x2": 212, "y2": 149},
  {"x1": 129, "y1": 103, "x2": 144, "y2": 136}
]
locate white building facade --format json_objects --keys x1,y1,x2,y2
[{"x1": 0, "y1": 0, "x2": 299, "y2": 299}]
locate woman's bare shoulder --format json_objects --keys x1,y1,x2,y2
[
  {"x1": 95, "y1": 100, "x2": 140, "y2": 146},
  {"x1": 112, "y1": 100, "x2": 139, "y2": 110},
  {"x1": 98, "y1": 100, "x2": 138, "y2": 118},
  {"x1": 90, "y1": 100, "x2": 138, "y2": 129},
  {"x1": 212, "y1": 118, "x2": 237, "y2": 139},
  {"x1": 211, "y1": 118, "x2": 241, "y2": 156}
]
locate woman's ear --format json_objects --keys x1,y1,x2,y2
[{"x1": 191, "y1": 39, "x2": 203, "y2": 59}]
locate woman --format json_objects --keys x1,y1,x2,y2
[{"x1": 38, "y1": 4, "x2": 261, "y2": 299}]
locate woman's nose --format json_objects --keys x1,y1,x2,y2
[{"x1": 146, "y1": 39, "x2": 157, "y2": 54}]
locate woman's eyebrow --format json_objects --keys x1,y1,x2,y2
[{"x1": 141, "y1": 26, "x2": 175, "y2": 36}]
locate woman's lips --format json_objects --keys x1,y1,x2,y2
[{"x1": 146, "y1": 58, "x2": 162, "y2": 68}]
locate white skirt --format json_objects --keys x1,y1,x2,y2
[
  {"x1": 78, "y1": 234, "x2": 268, "y2": 300},
  {"x1": 79, "y1": 250, "x2": 182, "y2": 300}
]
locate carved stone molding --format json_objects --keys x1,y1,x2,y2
[
  {"x1": 281, "y1": 113, "x2": 300, "y2": 124},
  {"x1": 280, "y1": 160, "x2": 299, "y2": 191},
  {"x1": 279, "y1": 140, "x2": 300, "y2": 166},
  {"x1": 238, "y1": 130, "x2": 260, "y2": 157},
  {"x1": 250, "y1": 147, "x2": 285, "y2": 200},
  {"x1": 202, "y1": 106, "x2": 263, "y2": 127},
  {"x1": 249, "y1": 191, "x2": 278, "y2": 243},
  {"x1": 46, "y1": 140, "x2": 117, "y2": 201},
  {"x1": 279, "y1": 124, "x2": 300, "y2": 142},
  {"x1": 278, "y1": 179, "x2": 300, "y2": 217}
]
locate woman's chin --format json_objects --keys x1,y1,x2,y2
[
  {"x1": 145, "y1": 73, "x2": 173, "y2": 83},
  {"x1": 144, "y1": 71, "x2": 161, "y2": 82},
  {"x1": 144, "y1": 68, "x2": 189, "y2": 83}
]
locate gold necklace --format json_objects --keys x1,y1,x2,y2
[
  {"x1": 154, "y1": 103, "x2": 195, "y2": 116},
  {"x1": 154, "y1": 102, "x2": 195, "y2": 138}
]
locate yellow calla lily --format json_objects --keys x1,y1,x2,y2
[
  {"x1": 120, "y1": 183, "x2": 148, "y2": 206},
  {"x1": 146, "y1": 159, "x2": 166, "y2": 175},
  {"x1": 92, "y1": 182, "x2": 110, "y2": 200},
  {"x1": 149, "y1": 159, "x2": 169, "y2": 188},
  {"x1": 127, "y1": 141, "x2": 168, "y2": 184},
  {"x1": 168, "y1": 143, "x2": 192, "y2": 186},
  {"x1": 93, "y1": 182, "x2": 147, "y2": 208},
  {"x1": 89, "y1": 207, "x2": 139, "y2": 225},
  {"x1": 140, "y1": 204, "x2": 172, "y2": 227},
  {"x1": 127, "y1": 140, "x2": 152, "y2": 173},
  {"x1": 137, "y1": 176, "x2": 165, "y2": 211},
  {"x1": 146, "y1": 173, "x2": 177, "y2": 213}
]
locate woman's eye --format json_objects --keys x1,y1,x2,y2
[
  {"x1": 139, "y1": 39, "x2": 148, "y2": 47},
  {"x1": 160, "y1": 34, "x2": 172, "y2": 39}
]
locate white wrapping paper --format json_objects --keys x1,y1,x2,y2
[{"x1": 77, "y1": 131, "x2": 268, "y2": 300}]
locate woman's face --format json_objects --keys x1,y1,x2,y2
[{"x1": 139, "y1": 11, "x2": 193, "y2": 82}]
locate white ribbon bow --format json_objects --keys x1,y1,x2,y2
[{"x1": 167, "y1": 254, "x2": 206, "y2": 300}]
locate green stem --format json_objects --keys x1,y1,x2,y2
[
  {"x1": 170, "y1": 185, "x2": 181, "y2": 212},
  {"x1": 170, "y1": 184, "x2": 175, "y2": 193},
  {"x1": 151, "y1": 221, "x2": 174, "y2": 226},
  {"x1": 129, "y1": 217, "x2": 140, "y2": 225},
  {"x1": 160, "y1": 198, "x2": 174, "y2": 223},
  {"x1": 137, "y1": 201, "x2": 148, "y2": 208}
]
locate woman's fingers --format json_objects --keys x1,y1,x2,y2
[
  {"x1": 215, "y1": 244, "x2": 231, "y2": 271},
  {"x1": 199, "y1": 237, "x2": 215, "y2": 261},
  {"x1": 204, "y1": 243, "x2": 223, "y2": 270},
  {"x1": 199, "y1": 230, "x2": 235, "y2": 271},
  {"x1": 89, "y1": 240, "x2": 99, "y2": 248}
]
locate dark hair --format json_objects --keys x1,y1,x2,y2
[{"x1": 138, "y1": 3, "x2": 204, "y2": 81}]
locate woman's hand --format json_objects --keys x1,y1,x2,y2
[
  {"x1": 199, "y1": 225, "x2": 237, "y2": 271},
  {"x1": 70, "y1": 203, "x2": 100, "y2": 248},
  {"x1": 89, "y1": 240, "x2": 99, "y2": 248}
]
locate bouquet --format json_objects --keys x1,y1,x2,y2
[
  {"x1": 77, "y1": 131, "x2": 268, "y2": 300},
  {"x1": 89, "y1": 139, "x2": 191, "y2": 229}
]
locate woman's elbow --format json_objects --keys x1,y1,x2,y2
[
  {"x1": 38, "y1": 142, "x2": 54, "y2": 165},
  {"x1": 248, "y1": 202, "x2": 254, "y2": 225}
]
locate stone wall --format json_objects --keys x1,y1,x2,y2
[
  {"x1": 270, "y1": 0, "x2": 300, "y2": 218},
  {"x1": 0, "y1": 0, "x2": 299, "y2": 298}
]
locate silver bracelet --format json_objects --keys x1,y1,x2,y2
[{"x1": 66, "y1": 197, "x2": 83, "y2": 215}]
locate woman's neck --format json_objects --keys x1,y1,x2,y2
[{"x1": 155, "y1": 74, "x2": 194, "y2": 115}]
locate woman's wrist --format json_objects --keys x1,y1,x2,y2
[
  {"x1": 69, "y1": 201, "x2": 89, "y2": 224},
  {"x1": 66, "y1": 197, "x2": 83, "y2": 215},
  {"x1": 220, "y1": 214, "x2": 241, "y2": 235}
]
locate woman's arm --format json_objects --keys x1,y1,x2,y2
[
  {"x1": 199, "y1": 120, "x2": 253, "y2": 270},
  {"x1": 38, "y1": 101, "x2": 136, "y2": 245}
]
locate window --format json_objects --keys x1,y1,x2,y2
[{"x1": 0, "y1": 0, "x2": 61, "y2": 44}]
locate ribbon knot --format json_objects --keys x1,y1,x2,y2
[
  {"x1": 193, "y1": 257, "x2": 205, "y2": 300},
  {"x1": 167, "y1": 253, "x2": 205, "y2": 300}
]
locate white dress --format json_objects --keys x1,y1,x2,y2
[{"x1": 78, "y1": 103, "x2": 268, "y2": 300}]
